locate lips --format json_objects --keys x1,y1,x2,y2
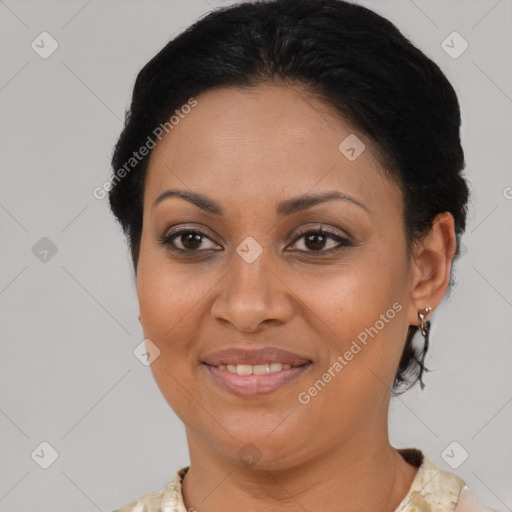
[
  {"x1": 201, "y1": 346, "x2": 312, "y2": 367},
  {"x1": 201, "y1": 346, "x2": 313, "y2": 397}
]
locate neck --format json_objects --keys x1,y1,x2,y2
[{"x1": 181, "y1": 424, "x2": 419, "y2": 512}]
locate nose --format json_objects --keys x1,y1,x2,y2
[{"x1": 210, "y1": 245, "x2": 295, "y2": 333}]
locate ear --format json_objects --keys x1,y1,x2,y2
[{"x1": 406, "y1": 212, "x2": 457, "y2": 326}]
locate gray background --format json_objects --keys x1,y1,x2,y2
[{"x1": 0, "y1": 0, "x2": 511, "y2": 510}]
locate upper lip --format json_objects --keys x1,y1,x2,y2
[{"x1": 202, "y1": 346, "x2": 312, "y2": 367}]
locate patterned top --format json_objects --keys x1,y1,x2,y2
[{"x1": 112, "y1": 448, "x2": 493, "y2": 512}]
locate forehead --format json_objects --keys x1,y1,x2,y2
[{"x1": 143, "y1": 84, "x2": 401, "y2": 217}]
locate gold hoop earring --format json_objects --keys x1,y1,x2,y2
[{"x1": 417, "y1": 306, "x2": 432, "y2": 390}]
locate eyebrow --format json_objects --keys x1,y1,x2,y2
[{"x1": 152, "y1": 188, "x2": 370, "y2": 216}]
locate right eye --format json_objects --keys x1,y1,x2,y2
[{"x1": 158, "y1": 229, "x2": 222, "y2": 253}]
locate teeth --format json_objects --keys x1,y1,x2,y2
[
  {"x1": 253, "y1": 364, "x2": 271, "y2": 375},
  {"x1": 219, "y1": 363, "x2": 292, "y2": 374},
  {"x1": 237, "y1": 364, "x2": 252, "y2": 375}
]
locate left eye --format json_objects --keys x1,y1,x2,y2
[{"x1": 289, "y1": 229, "x2": 351, "y2": 253}]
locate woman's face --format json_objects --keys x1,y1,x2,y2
[{"x1": 137, "y1": 83, "x2": 422, "y2": 469}]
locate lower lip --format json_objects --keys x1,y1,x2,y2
[{"x1": 202, "y1": 363, "x2": 312, "y2": 398}]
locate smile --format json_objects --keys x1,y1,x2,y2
[
  {"x1": 202, "y1": 361, "x2": 312, "y2": 397},
  {"x1": 217, "y1": 362, "x2": 291, "y2": 374}
]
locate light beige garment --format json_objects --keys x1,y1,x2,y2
[{"x1": 113, "y1": 448, "x2": 493, "y2": 512}]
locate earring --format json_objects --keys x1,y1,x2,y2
[{"x1": 417, "y1": 306, "x2": 432, "y2": 390}]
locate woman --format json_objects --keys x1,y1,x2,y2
[{"x1": 108, "y1": 0, "x2": 493, "y2": 510}]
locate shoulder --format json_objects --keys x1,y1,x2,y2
[
  {"x1": 399, "y1": 455, "x2": 466, "y2": 511},
  {"x1": 395, "y1": 449, "x2": 495, "y2": 512},
  {"x1": 111, "y1": 466, "x2": 189, "y2": 512},
  {"x1": 455, "y1": 485, "x2": 497, "y2": 512},
  {"x1": 417, "y1": 457, "x2": 495, "y2": 512},
  {"x1": 111, "y1": 488, "x2": 164, "y2": 512}
]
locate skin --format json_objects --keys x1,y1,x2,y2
[{"x1": 136, "y1": 83, "x2": 457, "y2": 512}]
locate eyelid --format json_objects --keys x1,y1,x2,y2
[
  {"x1": 292, "y1": 223, "x2": 350, "y2": 240},
  {"x1": 161, "y1": 223, "x2": 219, "y2": 242},
  {"x1": 288, "y1": 222, "x2": 353, "y2": 246}
]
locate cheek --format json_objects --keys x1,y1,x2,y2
[
  {"x1": 136, "y1": 254, "x2": 210, "y2": 417},
  {"x1": 136, "y1": 238, "x2": 209, "y2": 334},
  {"x1": 302, "y1": 248, "x2": 410, "y2": 388},
  {"x1": 301, "y1": 252, "x2": 406, "y2": 333},
  {"x1": 137, "y1": 272, "x2": 209, "y2": 370},
  {"x1": 295, "y1": 278, "x2": 408, "y2": 440}
]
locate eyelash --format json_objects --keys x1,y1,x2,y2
[{"x1": 158, "y1": 226, "x2": 352, "y2": 256}]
